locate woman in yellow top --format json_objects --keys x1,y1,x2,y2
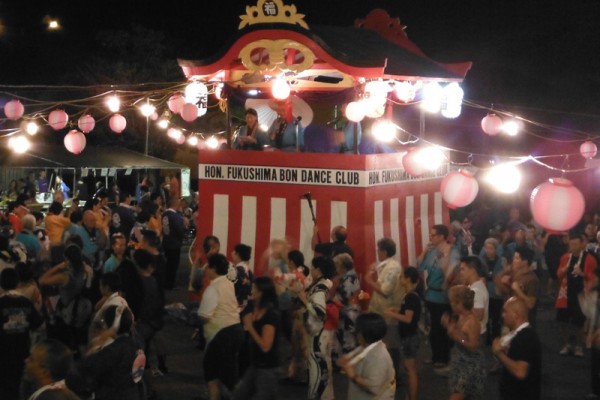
[
  {"x1": 45, "y1": 201, "x2": 74, "y2": 247},
  {"x1": 147, "y1": 202, "x2": 163, "y2": 240}
]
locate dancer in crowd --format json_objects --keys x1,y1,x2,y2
[
  {"x1": 339, "y1": 312, "x2": 396, "y2": 400},
  {"x1": 198, "y1": 253, "x2": 243, "y2": 400},
  {"x1": 492, "y1": 297, "x2": 542, "y2": 400},
  {"x1": 292, "y1": 256, "x2": 336, "y2": 400},
  {"x1": 385, "y1": 267, "x2": 421, "y2": 400},
  {"x1": 442, "y1": 285, "x2": 487, "y2": 400},
  {"x1": 233, "y1": 276, "x2": 280, "y2": 399}
]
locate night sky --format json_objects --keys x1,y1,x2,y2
[{"x1": 1, "y1": 0, "x2": 599, "y2": 155}]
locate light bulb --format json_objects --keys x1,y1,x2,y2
[
  {"x1": 140, "y1": 102, "x2": 155, "y2": 117},
  {"x1": 106, "y1": 95, "x2": 120, "y2": 112}
]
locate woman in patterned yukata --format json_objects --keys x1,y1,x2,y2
[
  {"x1": 292, "y1": 256, "x2": 336, "y2": 400},
  {"x1": 442, "y1": 285, "x2": 486, "y2": 400},
  {"x1": 333, "y1": 253, "x2": 361, "y2": 354}
]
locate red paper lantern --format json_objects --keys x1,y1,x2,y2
[
  {"x1": 481, "y1": 113, "x2": 503, "y2": 136},
  {"x1": 48, "y1": 109, "x2": 69, "y2": 131},
  {"x1": 181, "y1": 103, "x2": 199, "y2": 122},
  {"x1": 77, "y1": 114, "x2": 95, "y2": 133},
  {"x1": 530, "y1": 178, "x2": 585, "y2": 233},
  {"x1": 4, "y1": 99, "x2": 25, "y2": 120},
  {"x1": 64, "y1": 130, "x2": 86, "y2": 154},
  {"x1": 440, "y1": 170, "x2": 479, "y2": 209},
  {"x1": 109, "y1": 114, "x2": 127, "y2": 134},
  {"x1": 580, "y1": 141, "x2": 597, "y2": 159},
  {"x1": 167, "y1": 93, "x2": 185, "y2": 114},
  {"x1": 402, "y1": 149, "x2": 427, "y2": 177}
]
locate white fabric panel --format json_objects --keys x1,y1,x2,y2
[
  {"x1": 241, "y1": 196, "x2": 257, "y2": 272},
  {"x1": 213, "y1": 194, "x2": 229, "y2": 255}
]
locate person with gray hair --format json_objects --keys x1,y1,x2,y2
[
  {"x1": 15, "y1": 213, "x2": 42, "y2": 261},
  {"x1": 333, "y1": 253, "x2": 361, "y2": 354},
  {"x1": 480, "y1": 237, "x2": 508, "y2": 344}
]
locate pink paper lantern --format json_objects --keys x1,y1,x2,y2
[
  {"x1": 530, "y1": 178, "x2": 585, "y2": 233},
  {"x1": 402, "y1": 149, "x2": 427, "y2": 177},
  {"x1": 109, "y1": 114, "x2": 127, "y2": 134},
  {"x1": 4, "y1": 99, "x2": 25, "y2": 120},
  {"x1": 77, "y1": 114, "x2": 95, "y2": 133},
  {"x1": 481, "y1": 113, "x2": 502, "y2": 136},
  {"x1": 168, "y1": 94, "x2": 185, "y2": 114},
  {"x1": 180, "y1": 103, "x2": 199, "y2": 122},
  {"x1": 440, "y1": 170, "x2": 479, "y2": 209},
  {"x1": 48, "y1": 109, "x2": 69, "y2": 131},
  {"x1": 580, "y1": 141, "x2": 597, "y2": 159},
  {"x1": 64, "y1": 130, "x2": 86, "y2": 154},
  {"x1": 175, "y1": 134, "x2": 186, "y2": 145}
]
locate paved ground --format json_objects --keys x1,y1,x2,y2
[{"x1": 148, "y1": 247, "x2": 592, "y2": 399}]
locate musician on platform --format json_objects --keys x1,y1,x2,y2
[
  {"x1": 233, "y1": 108, "x2": 269, "y2": 151},
  {"x1": 267, "y1": 100, "x2": 304, "y2": 152}
]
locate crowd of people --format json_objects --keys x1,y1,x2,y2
[
  {"x1": 2, "y1": 167, "x2": 600, "y2": 400},
  {"x1": 0, "y1": 171, "x2": 192, "y2": 400}
]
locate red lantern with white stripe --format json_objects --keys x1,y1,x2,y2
[
  {"x1": 64, "y1": 130, "x2": 86, "y2": 154},
  {"x1": 440, "y1": 169, "x2": 479, "y2": 209},
  {"x1": 530, "y1": 178, "x2": 585, "y2": 233},
  {"x1": 481, "y1": 113, "x2": 503, "y2": 136},
  {"x1": 109, "y1": 114, "x2": 127, "y2": 134},
  {"x1": 580, "y1": 141, "x2": 597, "y2": 159},
  {"x1": 48, "y1": 109, "x2": 69, "y2": 131},
  {"x1": 78, "y1": 114, "x2": 95, "y2": 133},
  {"x1": 4, "y1": 99, "x2": 25, "y2": 120}
]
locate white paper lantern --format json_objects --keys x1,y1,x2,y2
[
  {"x1": 345, "y1": 102, "x2": 365, "y2": 123},
  {"x1": 481, "y1": 113, "x2": 503, "y2": 136},
  {"x1": 64, "y1": 130, "x2": 86, "y2": 154}
]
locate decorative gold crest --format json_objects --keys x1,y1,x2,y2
[
  {"x1": 238, "y1": 39, "x2": 315, "y2": 74},
  {"x1": 239, "y1": 0, "x2": 309, "y2": 30}
]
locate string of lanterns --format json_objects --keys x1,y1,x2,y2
[{"x1": 1, "y1": 79, "x2": 597, "y2": 232}]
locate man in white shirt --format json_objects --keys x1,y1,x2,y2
[
  {"x1": 198, "y1": 253, "x2": 243, "y2": 400},
  {"x1": 459, "y1": 255, "x2": 489, "y2": 336}
]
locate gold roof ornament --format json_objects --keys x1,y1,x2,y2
[{"x1": 239, "y1": 0, "x2": 309, "y2": 30}]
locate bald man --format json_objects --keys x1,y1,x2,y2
[
  {"x1": 492, "y1": 297, "x2": 542, "y2": 400},
  {"x1": 74, "y1": 210, "x2": 106, "y2": 268},
  {"x1": 312, "y1": 225, "x2": 353, "y2": 258}
]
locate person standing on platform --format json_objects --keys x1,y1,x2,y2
[
  {"x1": 268, "y1": 100, "x2": 304, "y2": 152},
  {"x1": 234, "y1": 108, "x2": 269, "y2": 151},
  {"x1": 162, "y1": 197, "x2": 184, "y2": 290}
]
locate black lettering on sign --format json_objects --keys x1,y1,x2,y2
[
  {"x1": 336, "y1": 171, "x2": 360, "y2": 186},
  {"x1": 382, "y1": 169, "x2": 403, "y2": 183},
  {"x1": 205, "y1": 165, "x2": 223, "y2": 178},
  {"x1": 279, "y1": 169, "x2": 298, "y2": 182},
  {"x1": 302, "y1": 169, "x2": 332, "y2": 184},
  {"x1": 369, "y1": 171, "x2": 380, "y2": 185}
]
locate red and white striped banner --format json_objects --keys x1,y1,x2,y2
[{"x1": 197, "y1": 150, "x2": 449, "y2": 277}]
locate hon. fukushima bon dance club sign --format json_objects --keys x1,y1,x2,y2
[{"x1": 199, "y1": 163, "x2": 411, "y2": 188}]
